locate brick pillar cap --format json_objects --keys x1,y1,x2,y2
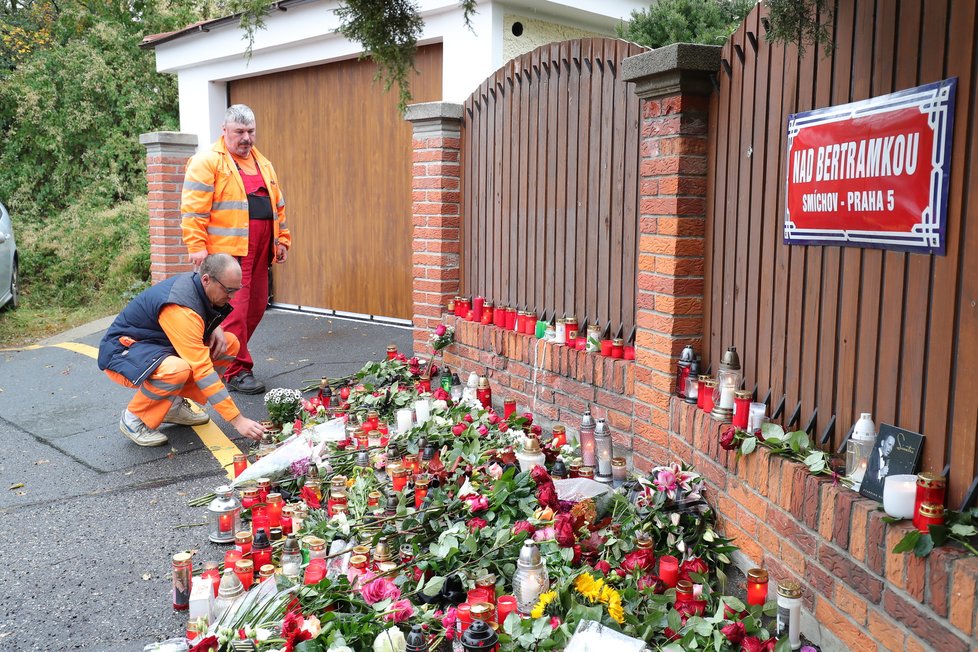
[
  {"x1": 622, "y1": 43, "x2": 720, "y2": 100},
  {"x1": 404, "y1": 102, "x2": 464, "y2": 123},
  {"x1": 139, "y1": 131, "x2": 198, "y2": 147}
]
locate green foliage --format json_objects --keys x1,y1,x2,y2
[
  {"x1": 16, "y1": 197, "x2": 151, "y2": 308},
  {"x1": 618, "y1": 0, "x2": 755, "y2": 49},
  {"x1": 765, "y1": 0, "x2": 834, "y2": 57}
]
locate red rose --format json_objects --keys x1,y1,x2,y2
[
  {"x1": 189, "y1": 636, "x2": 219, "y2": 652},
  {"x1": 467, "y1": 517, "x2": 488, "y2": 532},
  {"x1": 498, "y1": 423, "x2": 509, "y2": 432},
  {"x1": 550, "y1": 616, "x2": 562, "y2": 629},
  {"x1": 452, "y1": 423, "x2": 467, "y2": 436},
  {"x1": 675, "y1": 598, "x2": 707, "y2": 618},
  {"x1": 739, "y1": 636, "x2": 763, "y2": 652},
  {"x1": 554, "y1": 513, "x2": 577, "y2": 547},
  {"x1": 488, "y1": 413, "x2": 500, "y2": 424},
  {"x1": 663, "y1": 628, "x2": 680, "y2": 642},
  {"x1": 536, "y1": 482, "x2": 560, "y2": 511},
  {"x1": 724, "y1": 604, "x2": 749, "y2": 620},
  {"x1": 531, "y1": 424, "x2": 543, "y2": 437},
  {"x1": 432, "y1": 388, "x2": 450, "y2": 401},
  {"x1": 530, "y1": 465, "x2": 552, "y2": 485},
  {"x1": 720, "y1": 425, "x2": 739, "y2": 450},
  {"x1": 621, "y1": 548, "x2": 655, "y2": 574},
  {"x1": 679, "y1": 557, "x2": 709, "y2": 582},
  {"x1": 463, "y1": 414, "x2": 474, "y2": 423},
  {"x1": 593, "y1": 559, "x2": 611, "y2": 574},
  {"x1": 637, "y1": 574, "x2": 666, "y2": 593},
  {"x1": 522, "y1": 412, "x2": 534, "y2": 424},
  {"x1": 721, "y1": 621, "x2": 746, "y2": 645}
]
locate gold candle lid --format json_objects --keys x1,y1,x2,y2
[
  {"x1": 267, "y1": 493, "x2": 283, "y2": 505},
  {"x1": 777, "y1": 581, "x2": 802, "y2": 599},
  {"x1": 612, "y1": 457, "x2": 626, "y2": 468},
  {"x1": 470, "y1": 602, "x2": 494, "y2": 619},
  {"x1": 475, "y1": 573, "x2": 497, "y2": 588},
  {"x1": 234, "y1": 532, "x2": 252, "y2": 545},
  {"x1": 917, "y1": 472, "x2": 946, "y2": 488},
  {"x1": 172, "y1": 552, "x2": 192, "y2": 565},
  {"x1": 734, "y1": 390, "x2": 753, "y2": 400},
  {"x1": 523, "y1": 437, "x2": 542, "y2": 454},
  {"x1": 612, "y1": 338, "x2": 624, "y2": 346},
  {"x1": 919, "y1": 502, "x2": 945, "y2": 517},
  {"x1": 234, "y1": 559, "x2": 254, "y2": 573},
  {"x1": 350, "y1": 554, "x2": 368, "y2": 568},
  {"x1": 259, "y1": 564, "x2": 275, "y2": 577},
  {"x1": 747, "y1": 568, "x2": 769, "y2": 583},
  {"x1": 241, "y1": 487, "x2": 259, "y2": 498}
]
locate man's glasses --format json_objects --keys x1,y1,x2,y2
[{"x1": 210, "y1": 277, "x2": 242, "y2": 295}]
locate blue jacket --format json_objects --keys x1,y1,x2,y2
[{"x1": 97, "y1": 272, "x2": 232, "y2": 385}]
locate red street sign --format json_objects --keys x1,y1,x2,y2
[{"x1": 784, "y1": 79, "x2": 956, "y2": 255}]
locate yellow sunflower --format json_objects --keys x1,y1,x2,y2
[
  {"x1": 573, "y1": 572, "x2": 605, "y2": 603},
  {"x1": 530, "y1": 590, "x2": 558, "y2": 618}
]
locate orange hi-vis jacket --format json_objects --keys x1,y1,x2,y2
[{"x1": 181, "y1": 138, "x2": 291, "y2": 258}]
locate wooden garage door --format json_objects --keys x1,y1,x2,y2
[{"x1": 229, "y1": 44, "x2": 443, "y2": 319}]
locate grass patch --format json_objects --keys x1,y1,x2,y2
[{"x1": 0, "y1": 197, "x2": 150, "y2": 348}]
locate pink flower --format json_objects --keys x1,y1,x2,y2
[
  {"x1": 464, "y1": 494, "x2": 489, "y2": 512},
  {"x1": 435, "y1": 324, "x2": 447, "y2": 336},
  {"x1": 512, "y1": 520, "x2": 536, "y2": 537},
  {"x1": 441, "y1": 607, "x2": 458, "y2": 640},
  {"x1": 384, "y1": 598, "x2": 415, "y2": 622},
  {"x1": 593, "y1": 560, "x2": 611, "y2": 574},
  {"x1": 654, "y1": 468, "x2": 678, "y2": 493},
  {"x1": 452, "y1": 423, "x2": 467, "y2": 436},
  {"x1": 360, "y1": 576, "x2": 402, "y2": 604},
  {"x1": 550, "y1": 616, "x2": 562, "y2": 629},
  {"x1": 533, "y1": 526, "x2": 556, "y2": 542},
  {"x1": 477, "y1": 425, "x2": 489, "y2": 436},
  {"x1": 487, "y1": 463, "x2": 504, "y2": 479},
  {"x1": 463, "y1": 414, "x2": 474, "y2": 423},
  {"x1": 488, "y1": 413, "x2": 500, "y2": 424}
]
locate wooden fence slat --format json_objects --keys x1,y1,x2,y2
[
  {"x1": 554, "y1": 43, "x2": 570, "y2": 320},
  {"x1": 577, "y1": 40, "x2": 594, "y2": 329},
  {"x1": 733, "y1": 15, "x2": 757, "y2": 369},
  {"x1": 564, "y1": 43, "x2": 581, "y2": 322},
  {"x1": 944, "y1": 0, "x2": 978, "y2": 508}
]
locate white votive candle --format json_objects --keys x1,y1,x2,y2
[{"x1": 883, "y1": 474, "x2": 917, "y2": 519}]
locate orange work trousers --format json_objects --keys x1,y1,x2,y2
[{"x1": 104, "y1": 333, "x2": 239, "y2": 428}]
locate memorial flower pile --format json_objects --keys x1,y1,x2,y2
[{"x1": 169, "y1": 327, "x2": 799, "y2": 652}]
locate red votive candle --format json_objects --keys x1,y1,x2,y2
[
  {"x1": 251, "y1": 506, "x2": 269, "y2": 538},
  {"x1": 457, "y1": 603, "x2": 473, "y2": 633},
  {"x1": 482, "y1": 303, "x2": 494, "y2": 325},
  {"x1": 913, "y1": 473, "x2": 946, "y2": 530},
  {"x1": 390, "y1": 464, "x2": 409, "y2": 492},
  {"x1": 234, "y1": 560, "x2": 254, "y2": 591},
  {"x1": 600, "y1": 339, "x2": 613, "y2": 356},
  {"x1": 493, "y1": 305, "x2": 505, "y2": 328},
  {"x1": 917, "y1": 503, "x2": 945, "y2": 532},
  {"x1": 304, "y1": 558, "x2": 326, "y2": 585},
  {"x1": 624, "y1": 346, "x2": 635, "y2": 360},
  {"x1": 746, "y1": 568, "x2": 768, "y2": 606},
  {"x1": 472, "y1": 296, "x2": 484, "y2": 323},
  {"x1": 515, "y1": 312, "x2": 526, "y2": 334},
  {"x1": 658, "y1": 555, "x2": 679, "y2": 587},
  {"x1": 497, "y1": 595, "x2": 517, "y2": 625},
  {"x1": 675, "y1": 580, "x2": 694, "y2": 604},
  {"x1": 224, "y1": 549, "x2": 242, "y2": 569},
  {"x1": 266, "y1": 494, "x2": 283, "y2": 528},
  {"x1": 505, "y1": 307, "x2": 517, "y2": 331},
  {"x1": 696, "y1": 377, "x2": 707, "y2": 410},
  {"x1": 575, "y1": 337, "x2": 587, "y2": 351},
  {"x1": 416, "y1": 378, "x2": 431, "y2": 393},
  {"x1": 611, "y1": 338, "x2": 624, "y2": 358},
  {"x1": 468, "y1": 588, "x2": 492, "y2": 605},
  {"x1": 732, "y1": 391, "x2": 752, "y2": 429},
  {"x1": 233, "y1": 454, "x2": 247, "y2": 478},
  {"x1": 523, "y1": 313, "x2": 536, "y2": 335},
  {"x1": 702, "y1": 381, "x2": 716, "y2": 413},
  {"x1": 503, "y1": 399, "x2": 517, "y2": 419}
]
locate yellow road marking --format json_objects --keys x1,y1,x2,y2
[
  {"x1": 51, "y1": 342, "x2": 99, "y2": 358},
  {"x1": 2, "y1": 340, "x2": 241, "y2": 478}
]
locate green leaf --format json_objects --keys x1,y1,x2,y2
[
  {"x1": 422, "y1": 575, "x2": 445, "y2": 597},
  {"x1": 913, "y1": 533, "x2": 934, "y2": 557},
  {"x1": 774, "y1": 637, "x2": 792, "y2": 652},
  {"x1": 880, "y1": 515, "x2": 904, "y2": 524},
  {"x1": 788, "y1": 430, "x2": 811, "y2": 453},
  {"x1": 930, "y1": 524, "x2": 950, "y2": 546},
  {"x1": 531, "y1": 616, "x2": 550, "y2": 638},
  {"x1": 741, "y1": 437, "x2": 757, "y2": 455},
  {"x1": 892, "y1": 529, "x2": 921, "y2": 554},
  {"x1": 667, "y1": 608, "x2": 682, "y2": 632},
  {"x1": 951, "y1": 523, "x2": 978, "y2": 538},
  {"x1": 761, "y1": 421, "x2": 785, "y2": 442}
]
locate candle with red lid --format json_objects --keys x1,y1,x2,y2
[{"x1": 913, "y1": 473, "x2": 946, "y2": 531}]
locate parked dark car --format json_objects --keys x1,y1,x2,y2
[{"x1": 0, "y1": 201, "x2": 18, "y2": 309}]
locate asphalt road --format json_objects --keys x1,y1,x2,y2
[{"x1": 0, "y1": 309, "x2": 413, "y2": 651}]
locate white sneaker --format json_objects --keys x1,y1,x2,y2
[
  {"x1": 163, "y1": 398, "x2": 210, "y2": 426},
  {"x1": 119, "y1": 413, "x2": 169, "y2": 447}
]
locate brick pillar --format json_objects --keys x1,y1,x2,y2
[
  {"x1": 139, "y1": 132, "x2": 198, "y2": 284},
  {"x1": 404, "y1": 102, "x2": 464, "y2": 354},
  {"x1": 622, "y1": 44, "x2": 719, "y2": 468}
]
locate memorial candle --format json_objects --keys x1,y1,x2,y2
[
  {"x1": 746, "y1": 568, "x2": 769, "y2": 606},
  {"x1": 232, "y1": 454, "x2": 248, "y2": 478},
  {"x1": 658, "y1": 555, "x2": 679, "y2": 587}
]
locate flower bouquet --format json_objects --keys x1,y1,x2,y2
[{"x1": 264, "y1": 388, "x2": 303, "y2": 427}]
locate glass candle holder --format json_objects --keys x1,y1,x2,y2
[
  {"x1": 234, "y1": 531, "x2": 252, "y2": 557},
  {"x1": 551, "y1": 425, "x2": 567, "y2": 448},
  {"x1": 675, "y1": 580, "x2": 694, "y2": 604},
  {"x1": 207, "y1": 486, "x2": 241, "y2": 544},
  {"x1": 732, "y1": 390, "x2": 753, "y2": 429},
  {"x1": 883, "y1": 474, "x2": 917, "y2": 519},
  {"x1": 396, "y1": 408, "x2": 414, "y2": 435},
  {"x1": 658, "y1": 555, "x2": 679, "y2": 587},
  {"x1": 913, "y1": 472, "x2": 946, "y2": 530},
  {"x1": 746, "y1": 568, "x2": 769, "y2": 606},
  {"x1": 611, "y1": 457, "x2": 627, "y2": 485},
  {"x1": 232, "y1": 454, "x2": 248, "y2": 478},
  {"x1": 472, "y1": 296, "x2": 484, "y2": 322}
]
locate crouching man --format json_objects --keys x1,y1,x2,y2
[{"x1": 97, "y1": 253, "x2": 267, "y2": 446}]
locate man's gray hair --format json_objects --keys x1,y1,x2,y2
[
  {"x1": 200, "y1": 253, "x2": 239, "y2": 279},
  {"x1": 224, "y1": 104, "x2": 255, "y2": 126}
]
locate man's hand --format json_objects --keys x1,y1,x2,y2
[
  {"x1": 231, "y1": 415, "x2": 267, "y2": 441},
  {"x1": 275, "y1": 244, "x2": 288, "y2": 264},
  {"x1": 208, "y1": 326, "x2": 228, "y2": 359},
  {"x1": 189, "y1": 250, "x2": 208, "y2": 269}
]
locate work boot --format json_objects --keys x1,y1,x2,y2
[
  {"x1": 163, "y1": 398, "x2": 210, "y2": 426},
  {"x1": 119, "y1": 412, "x2": 168, "y2": 447},
  {"x1": 227, "y1": 372, "x2": 265, "y2": 395}
]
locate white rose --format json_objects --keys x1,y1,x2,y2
[
  {"x1": 432, "y1": 400, "x2": 449, "y2": 411},
  {"x1": 373, "y1": 626, "x2": 407, "y2": 652}
]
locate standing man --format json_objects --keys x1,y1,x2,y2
[
  {"x1": 98, "y1": 254, "x2": 267, "y2": 446},
  {"x1": 181, "y1": 104, "x2": 291, "y2": 395}
]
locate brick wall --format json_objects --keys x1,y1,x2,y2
[
  {"x1": 671, "y1": 396, "x2": 978, "y2": 652},
  {"x1": 442, "y1": 315, "x2": 636, "y2": 451},
  {"x1": 139, "y1": 132, "x2": 197, "y2": 283}
]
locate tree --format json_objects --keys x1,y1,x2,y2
[{"x1": 618, "y1": 0, "x2": 756, "y2": 49}]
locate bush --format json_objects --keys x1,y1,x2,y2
[
  {"x1": 17, "y1": 197, "x2": 151, "y2": 308},
  {"x1": 619, "y1": 0, "x2": 755, "y2": 49}
]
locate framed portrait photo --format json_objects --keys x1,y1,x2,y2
[{"x1": 858, "y1": 424, "x2": 924, "y2": 502}]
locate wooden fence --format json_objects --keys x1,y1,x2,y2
[
  {"x1": 460, "y1": 39, "x2": 647, "y2": 342},
  {"x1": 705, "y1": 0, "x2": 978, "y2": 508}
]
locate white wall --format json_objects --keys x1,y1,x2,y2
[{"x1": 150, "y1": 0, "x2": 645, "y2": 148}]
